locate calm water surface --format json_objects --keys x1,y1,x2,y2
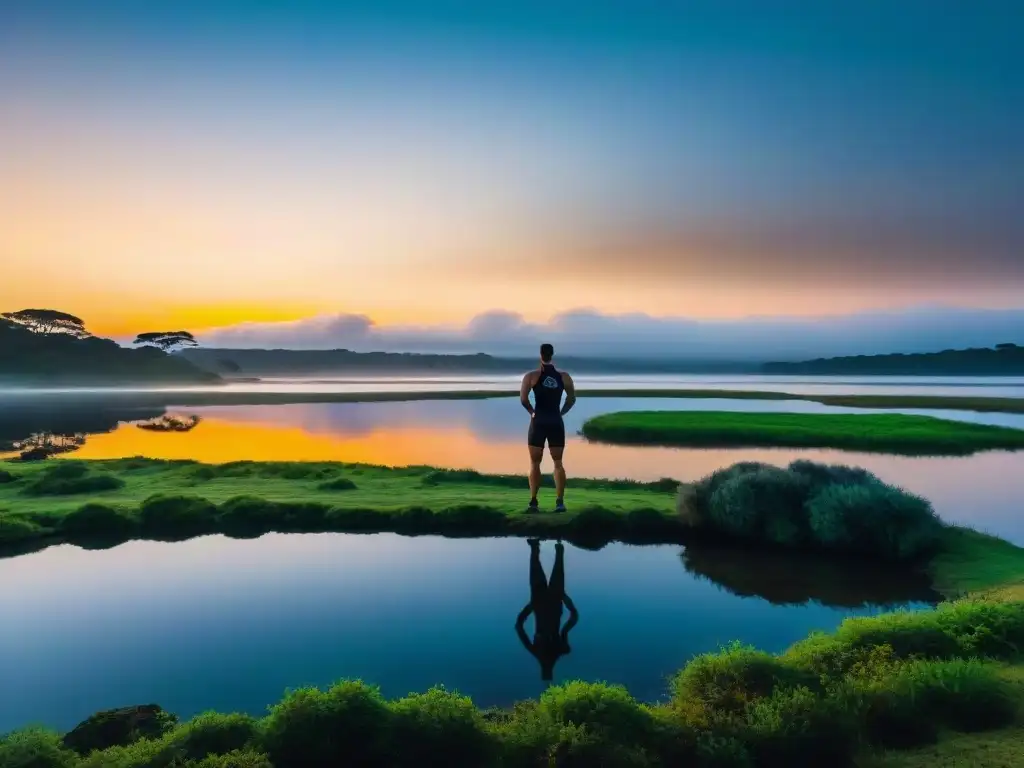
[
  {"x1": 2, "y1": 377, "x2": 1021, "y2": 733},
  {"x1": 0, "y1": 534, "x2": 931, "y2": 733},
  {"x1": 40, "y1": 395, "x2": 1024, "y2": 544}
]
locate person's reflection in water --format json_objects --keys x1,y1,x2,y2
[{"x1": 516, "y1": 538, "x2": 579, "y2": 682}]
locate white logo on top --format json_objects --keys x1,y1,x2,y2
[{"x1": 542, "y1": 376, "x2": 559, "y2": 389}]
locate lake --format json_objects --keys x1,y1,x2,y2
[{"x1": 1, "y1": 375, "x2": 1022, "y2": 734}]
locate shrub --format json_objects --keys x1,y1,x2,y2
[
  {"x1": 189, "y1": 750, "x2": 273, "y2": 768},
  {"x1": 22, "y1": 467, "x2": 125, "y2": 497},
  {"x1": 316, "y1": 478, "x2": 357, "y2": 492},
  {"x1": 432, "y1": 504, "x2": 508, "y2": 532},
  {"x1": 167, "y1": 712, "x2": 259, "y2": 760},
  {"x1": 0, "y1": 469, "x2": 18, "y2": 484},
  {"x1": 707, "y1": 467, "x2": 812, "y2": 544},
  {"x1": 216, "y1": 497, "x2": 328, "y2": 532},
  {"x1": 138, "y1": 495, "x2": 217, "y2": 537},
  {"x1": 388, "y1": 687, "x2": 495, "y2": 767},
  {"x1": 62, "y1": 704, "x2": 177, "y2": 755},
  {"x1": 787, "y1": 460, "x2": 875, "y2": 490},
  {"x1": 0, "y1": 727, "x2": 78, "y2": 768},
  {"x1": 742, "y1": 686, "x2": 855, "y2": 766},
  {"x1": 564, "y1": 507, "x2": 622, "y2": 540},
  {"x1": 259, "y1": 682, "x2": 392, "y2": 767},
  {"x1": 806, "y1": 482, "x2": 941, "y2": 560},
  {"x1": 671, "y1": 644, "x2": 818, "y2": 728},
  {"x1": 536, "y1": 682, "x2": 654, "y2": 741},
  {"x1": 0, "y1": 514, "x2": 46, "y2": 544},
  {"x1": 60, "y1": 504, "x2": 138, "y2": 538}
]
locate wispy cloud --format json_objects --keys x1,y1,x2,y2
[{"x1": 199, "y1": 306, "x2": 1024, "y2": 361}]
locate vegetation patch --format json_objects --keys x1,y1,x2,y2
[
  {"x1": 581, "y1": 411, "x2": 1024, "y2": 455},
  {"x1": 20, "y1": 461, "x2": 126, "y2": 496},
  {"x1": 680, "y1": 460, "x2": 942, "y2": 561},
  {"x1": 3, "y1": 599, "x2": 1023, "y2": 768}
]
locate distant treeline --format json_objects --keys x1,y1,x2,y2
[
  {"x1": 762, "y1": 343, "x2": 1024, "y2": 376},
  {"x1": 180, "y1": 347, "x2": 758, "y2": 375},
  {"x1": 0, "y1": 316, "x2": 218, "y2": 386}
]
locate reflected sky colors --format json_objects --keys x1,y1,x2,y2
[
  {"x1": 0, "y1": 534, "x2": 919, "y2": 733},
  {"x1": 48, "y1": 396, "x2": 1024, "y2": 544}
]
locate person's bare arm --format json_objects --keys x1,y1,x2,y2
[
  {"x1": 561, "y1": 593, "x2": 579, "y2": 638},
  {"x1": 560, "y1": 372, "x2": 577, "y2": 416},
  {"x1": 520, "y1": 373, "x2": 536, "y2": 417}
]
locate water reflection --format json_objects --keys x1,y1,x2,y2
[
  {"x1": 681, "y1": 545, "x2": 940, "y2": 608},
  {"x1": 3, "y1": 397, "x2": 1024, "y2": 542},
  {"x1": 516, "y1": 539, "x2": 580, "y2": 681}
]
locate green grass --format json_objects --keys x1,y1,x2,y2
[
  {"x1": 581, "y1": 411, "x2": 1024, "y2": 455},
  {"x1": 5, "y1": 600, "x2": 1024, "y2": 768},
  {"x1": 0, "y1": 458, "x2": 682, "y2": 554}
]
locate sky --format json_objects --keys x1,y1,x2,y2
[{"x1": 2, "y1": 1, "x2": 1022, "y2": 356}]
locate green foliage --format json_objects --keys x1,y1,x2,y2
[
  {"x1": 0, "y1": 514, "x2": 46, "y2": 544},
  {"x1": 21, "y1": 462, "x2": 125, "y2": 497},
  {"x1": 316, "y1": 477, "x2": 357, "y2": 491},
  {"x1": 742, "y1": 686, "x2": 854, "y2": 766},
  {"x1": 388, "y1": 687, "x2": 495, "y2": 767},
  {"x1": 671, "y1": 643, "x2": 818, "y2": 727},
  {"x1": 582, "y1": 410, "x2": 1024, "y2": 455},
  {"x1": 806, "y1": 482, "x2": 941, "y2": 560},
  {"x1": 0, "y1": 727, "x2": 78, "y2": 768},
  {"x1": 259, "y1": 681, "x2": 392, "y2": 767},
  {"x1": 707, "y1": 467, "x2": 812, "y2": 544},
  {"x1": 683, "y1": 460, "x2": 942, "y2": 562},
  {"x1": 0, "y1": 470, "x2": 18, "y2": 484},
  {"x1": 216, "y1": 497, "x2": 329, "y2": 532},
  {"x1": 60, "y1": 504, "x2": 138, "y2": 538},
  {"x1": 138, "y1": 495, "x2": 217, "y2": 537},
  {"x1": 163, "y1": 713, "x2": 259, "y2": 760},
  {"x1": 188, "y1": 751, "x2": 272, "y2": 768}
]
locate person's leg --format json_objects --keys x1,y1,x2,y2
[
  {"x1": 529, "y1": 539, "x2": 548, "y2": 598},
  {"x1": 550, "y1": 443, "x2": 566, "y2": 511},
  {"x1": 528, "y1": 446, "x2": 544, "y2": 510},
  {"x1": 527, "y1": 421, "x2": 545, "y2": 511},
  {"x1": 550, "y1": 541, "x2": 565, "y2": 596}
]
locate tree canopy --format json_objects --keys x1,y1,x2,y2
[
  {"x1": 133, "y1": 331, "x2": 199, "y2": 352},
  {"x1": 1, "y1": 308, "x2": 89, "y2": 337}
]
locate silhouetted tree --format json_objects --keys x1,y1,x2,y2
[
  {"x1": 13, "y1": 432, "x2": 87, "y2": 460},
  {"x1": 133, "y1": 331, "x2": 198, "y2": 352},
  {"x1": 2, "y1": 309, "x2": 89, "y2": 337},
  {"x1": 996, "y1": 343, "x2": 1019, "y2": 350}
]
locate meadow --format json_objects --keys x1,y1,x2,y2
[{"x1": 581, "y1": 411, "x2": 1024, "y2": 455}]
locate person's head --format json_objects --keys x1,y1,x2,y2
[{"x1": 540, "y1": 343, "x2": 554, "y2": 364}]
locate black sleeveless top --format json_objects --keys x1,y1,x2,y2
[{"x1": 532, "y1": 364, "x2": 564, "y2": 422}]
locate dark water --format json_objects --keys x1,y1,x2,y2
[{"x1": 0, "y1": 534, "x2": 933, "y2": 734}]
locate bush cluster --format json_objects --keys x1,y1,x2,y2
[
  {"x1": 20, "y1": 461, "x2": 126, "y2": 497},
  {"x1": 3, "y1": 599, "x2": 1021, "y2": 768},
  {"x1": 680, "y1": 460, "x2": 942, "y2": 560}
]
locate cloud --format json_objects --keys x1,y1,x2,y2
[{"x1": 199, "y1": 306, "x2": 1024, "y2": 361}]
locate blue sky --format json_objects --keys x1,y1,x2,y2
[{"x1": 2, "y1": 1, "x2": 1022, "y2": 351}]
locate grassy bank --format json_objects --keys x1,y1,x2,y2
[
  {"x1": 4, "y1": 387, "x2": 1024, "y2": 414},
  {"x1": 4, "y1": 600, "x2": 1024, "y2": 768},
  {"x1": 0, "y1": 458, "x2": 682, "y2": 555},
  {"x1": 581, "y1": 411, "x2": 1024, "y2": 455}
]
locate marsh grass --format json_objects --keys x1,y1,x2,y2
[
  {"x1": 581, "y1": 411, "x2": 1024, "y2": 455},
  {"x1": 5, "y1": 600, "x2": 1023, "y2": 768}
]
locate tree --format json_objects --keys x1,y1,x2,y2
[
  {"x1": 133, "y1": 331, "x2": 198, "y2": 352},
  {"x1": 996, "y1": 343, "x2": 1019, "y2": 350},
  {"x1": 2, "y1": 308, "x2": 89, "y2": 337}
]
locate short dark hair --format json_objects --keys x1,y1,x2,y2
[{"x1": 540, "y1": 343, "x2": 554, "y2": 362}]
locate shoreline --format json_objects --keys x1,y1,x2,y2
[
  {"x1": 3, "y1": 458, "x2": 1024, "y2": 766},
  {"x1": 3, "y1": 386, "x2": 1024, "y2": 414}
]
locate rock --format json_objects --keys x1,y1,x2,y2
[{"x1": 62, "y1": 704, "x2": 177, "y2": 754}]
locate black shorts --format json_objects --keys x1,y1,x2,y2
[{"x1": 528, "y1": 417, "x2": 566, "y2": 449}]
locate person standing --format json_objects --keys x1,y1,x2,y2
[{"x1": 520, "y1": 343, "x2": 576, "y2": 513}]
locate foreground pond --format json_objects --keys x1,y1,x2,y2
[
  {"x1": 9, "y1": 396, "x2": 1024, "y2": 543},
  {"x1": 0, "y1": 533, "x2": 933, "y2": 734}
]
